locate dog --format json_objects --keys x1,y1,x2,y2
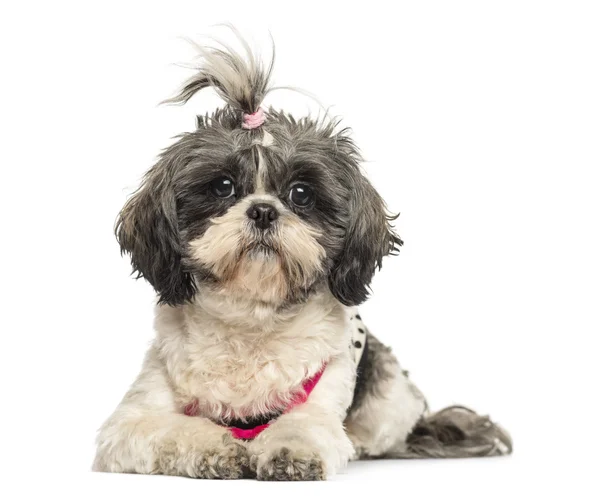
[{"x1": 94, "y1": 30, "x2": 512, "y2": 481}]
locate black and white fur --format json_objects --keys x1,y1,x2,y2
[{"x1": 94, "y1": 29, "x2": 512, "y2": 481}]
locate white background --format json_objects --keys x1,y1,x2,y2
[{"x1": 1, "y1": 1, "x2": 599, "y2": 496}]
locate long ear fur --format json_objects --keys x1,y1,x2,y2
[
  {"x1": 115, "y1": 161, "x2": 195, "y2": 306},
  {"x1": 328, "y1": 172, "x2": 402, "y2": 306}
]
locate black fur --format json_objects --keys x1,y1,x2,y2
[
  {"x1": 327, "y1": 172, "x2": 402, "y2": 306},
  {"x1": 399, "y1": 406, "x2": 513, "y2": 458},
  {"x1": 117, "y1": 30, "x2": 402, "y2": 307},
  {"x1": 117, "y1": 108, "x2": 402, "y2": 306},
  {"x1": 346, "y1": 332, "x2": 399, "y2": 416},
  {"x1": 115, "y1": 156, "x2": 196, "y2": 306}
]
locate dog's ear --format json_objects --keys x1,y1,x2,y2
[
  {"x1": 116, "y1": 162, "x2": 196, "y2": 306},
  {"x1": 328, "y1": 173, "x2": 402, "y2": 306}
]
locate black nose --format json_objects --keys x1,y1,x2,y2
[{"x1": 246, "y1": 203, "x2": 279, "y2": 229}]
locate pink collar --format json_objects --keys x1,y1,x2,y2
[{"x1": 183, "y1": 365, "x2": 326, "y2": 440}]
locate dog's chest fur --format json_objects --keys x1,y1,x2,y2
[{"x1": 154, "y1": 289, "x2": 351, "y2": 420}]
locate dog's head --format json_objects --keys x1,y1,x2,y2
[{"x1": 117, "y1": 34, "x2": 402, "y2": 307}]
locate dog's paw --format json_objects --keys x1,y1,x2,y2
[
  {"x1": 158, "y1": 434, "x2": 249, "y2": 479},
  {"x1": 253, "y1": 447, "x2": 325, "y2": 481}
]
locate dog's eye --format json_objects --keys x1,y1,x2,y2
[
  {"x1": 210, "y1": 177, "x2": 235, "y2": 198},
  {"x1": 289, "y1": 184, "x2": 314, "y2": 208}
]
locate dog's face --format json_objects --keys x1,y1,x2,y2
[{"x1": 117, "y1": 111, "x2": 400, "y2": 308}]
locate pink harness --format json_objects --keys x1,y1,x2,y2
[{"x1": 183, "y1": 365, "x2": 326, "y2": 440}]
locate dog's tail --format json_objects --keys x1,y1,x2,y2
[
  {"x1": 162, "y1": 24, "x2": 273, "y2": 116},
  {"x1": 386, "y1": 406, "x2": 512, "y2": 459}
]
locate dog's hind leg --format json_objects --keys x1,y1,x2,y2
[
  {"x1": 344, "y1": 324, "x2": 512, "y2": 460},
  {"x1": 344, "y1": 330, "x2": 428, "y2": 458}
]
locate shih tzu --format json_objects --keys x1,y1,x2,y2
[{"x1": 94, "y1": 30, "x2": 512, "y2": 481}]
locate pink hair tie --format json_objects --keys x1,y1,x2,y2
[{"x1": 242, "y1": 108, "x2": 265, "y2": 129}]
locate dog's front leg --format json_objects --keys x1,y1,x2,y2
[
  {"x1": 93, "y1": 348, "x2": 248, "y2": 478},
  {"x1": 248, "y1": 357, "x2": 355, "y2": 480}
]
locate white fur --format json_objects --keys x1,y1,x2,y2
[
  {"x1": 261, "y1": 130, "x2": 274, "y2": 147},
  {"x1": 96, "y1": 185, "x2": 426, "y2": 477},
  {"x1": 189, "y1": 193, "x2": 325, "y2": 303},
  {"x1": 93, "y1": 346, "x2": 233, "y2": 474},
  {"x1": 248, "y1": 352, "x2": 356, "y2": 474},
  {"x1": 94, "y1": 287, "x2": 357, "y2": 476},
  {"x1": 253, "y1": 131, "x2": 274, "y2": 193},
  {"x1": 344, "y1": 315, "x2": 427, "y2": 457},
  {"x1": 96, "y1": 30, "x2": 508, "y2": 477}
]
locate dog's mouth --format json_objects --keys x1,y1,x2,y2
[{"x1": 245, "y1": 240, "x2": 279, "y2": 256}]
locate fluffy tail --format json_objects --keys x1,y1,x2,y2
[{"x1": 388, "y1": 406, "x2": 512, "y2": 459}]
